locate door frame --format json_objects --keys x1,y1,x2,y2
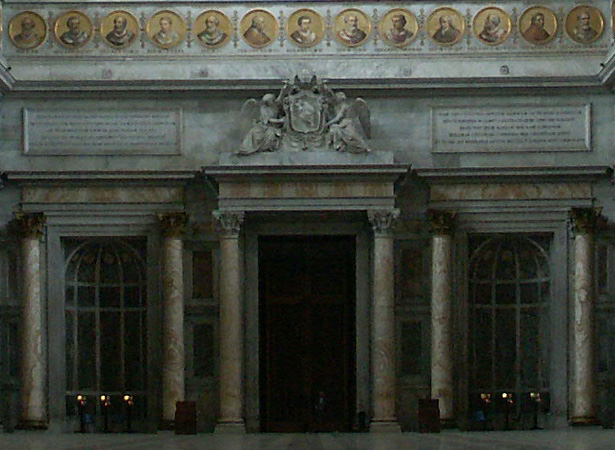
[{"x1": 244, "y1": 216, "x2": 371, "y2": 432}]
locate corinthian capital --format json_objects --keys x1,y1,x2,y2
[
  {"x1": 427, "y1": 210, "x2": 456, "y2": 235},
  {"x1": 368, "y1": 209, "x2": 400, "y2": 235},
  {"x1": 12, "y1": 212, "x2": 45, "y2": 239},
  {"x1": 570, "y1": 207, "x2": 603, "y2": 235},
  {"x1": 157, "y1": 212, "x2": 189, "y2": 237},
  {"x1": 213, "y1": 211, "x2": 245, "y2": 237}
]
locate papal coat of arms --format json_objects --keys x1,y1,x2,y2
[{"x1": 238, "y1": 76, "x2": 371, "y2": 155}]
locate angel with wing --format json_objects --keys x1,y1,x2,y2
[
  {"x1": 325, "y1": 92, "x2": 371, "y2": 154},
  {"x1": 238, "y1": 93, "x2": 285, "y2": 155}
]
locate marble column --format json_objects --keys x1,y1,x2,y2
[
  {"x1": 570, "y1": 208, "x2": 600, "y2": 425},
  {"x1": 158, "y1": 212, "x2": 188, "y2": 428},
  {"x1": 428, "y1": 210, "x2": 456, "y2": 426},
  {"x1": 14, "y1": 212, "x2": 47, "y2": 430},
  {"x1": 368, "y1": 209, "x2": 401, "y2": 432},
  {"x1": 214, "y1": 211, "x2": 246, "y2": 433}
]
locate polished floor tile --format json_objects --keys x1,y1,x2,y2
[{"x1": 1, "y1": 429, "x2": 615, "y2": 450}]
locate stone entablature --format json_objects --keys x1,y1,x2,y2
[{"x1": 2, "y1": 2, "x2": 610, "y2": 57}]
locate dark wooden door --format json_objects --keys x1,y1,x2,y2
[{"x1": 259, "y1": 236, "x2": 356, "y2": 432}]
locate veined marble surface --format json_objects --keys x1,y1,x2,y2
[{"x1": 1, "y1": 430, "x2": 615, "y2": 449}]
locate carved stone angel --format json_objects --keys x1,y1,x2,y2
[
  {"x1": 238, "y1": 93, "x2": 285, "y2": 155},
  {"x1": 325, "y1": 92, "x2": 371, "y2": 154}
]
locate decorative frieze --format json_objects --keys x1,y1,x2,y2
[
  {"x1": 4, "y1": 3, "x2": 609, "y2": 56},
  {"x1": 158, "y1": 212, "x2": 189, "y2": 237}
]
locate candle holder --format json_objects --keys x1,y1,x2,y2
[
  {"x1": 100, "y1": 395, "x2": 110, "y2": 433},
  {"x1": 76, "y1": 395, "x2": 87, "y2": 433},
  {"x1": 123, "y1": 395, "x2": 134, "y2": 433},
  {"x1": 530, "y1": 392, "x2": 542, "y2": 430},
  {"x1": 479, "y1": 393, "x2": 491, "y2": 430},
  {"x1": 502, "y1": 392, "x2": 514, "y2": 430}
]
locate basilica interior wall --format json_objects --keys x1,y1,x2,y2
[{"x1": 0, "y1": 0, "x2": 614, "y2": 434}]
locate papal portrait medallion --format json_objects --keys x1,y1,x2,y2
[
  {"x1": 565, "y1": 5, "x2": 604, "y2": 44},
  {"x1": 427, "y1": 7, "x2": 465, "y2": 46},
  {"x1": 334, "y1": 8, "x2": 371, "y2": 48},
  {"x1": 473, "y1": 7, "x2": 512, "y2": 46},
  {"x1": 101, "y1": 10, "x2": 139, "y2": 50},
  {"x1": 195, "y1": 10, "x2": 232, "y2": 49},
  {"x1": 54, "y1": 10, "x2": 93, "y2": 49},
  {"x1": 9, "y1": 11, "x2": 46, "y2": 50},
  {"x1": 379, "y1": 8, "x2": 418, "y2": 48},
  {"x1": 286, "y1": 9, "x2": 324, "y2": 48},
  {"x1": 519, "y1": 6, "x2": 558, "y2": 45},
  {"x1": 147, "y1": 10, "x2": 186, "y2": 49},
  {"x1": 240, "y1": 9, "x2": 278, "y2": 48}
]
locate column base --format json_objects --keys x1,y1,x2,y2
[
  {"x1": 215, "y1": 420, "x2": 246, "y2": 434},
  {"x1": 570, "y1": 416, "x2": 600, "y2": 427},
  {"x1": 440, "y1": 418, "x2": 457, "y2": 429},
  {"x1": 369, "y1": 420, "x2": 401, "y2": 433},
  {"x1": 16, "y1": 419, "x2": 48, "y2": 430},
  {"x1": 159, "y1": 420, "x2": 174, "y2": 430}
]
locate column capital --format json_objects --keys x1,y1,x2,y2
[
  {"x1": 427, "y1": 210, "x2": 456, "y2": 235},
  {"x1": 12, "y1": 212, "x2": 45, "y2": 239},
  {"x1": 570, "y1": 207, "x2": 603, "y2": 235},
  {"x1": 368, "y1": 209, "x2": 400, "y2": 235},
  {"x1": 157, "y1": 212, "x2": 189, "y2": 237},
  {"x1": 214, "y1": 211, "x2": 245, "y2": 237}
]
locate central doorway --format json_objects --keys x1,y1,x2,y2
[{"x1": 259, "y1": 235, "x2": 356, "y2": 432}]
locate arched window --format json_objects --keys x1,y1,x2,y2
[
  {"x1": 64, "y1": 239, "x2": 147, "y2": 418},
  {"x1": 468, "y1": 235, "x2": 550, "y2": 423}
]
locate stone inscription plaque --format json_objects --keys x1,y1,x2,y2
[
  {"x1": 23, "y1": 108, "x2": 182, "y2": 155},
  {"x1": 432, "y1": 104, "x2": 591, "y2": 153}
]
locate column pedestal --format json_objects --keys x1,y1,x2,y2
[
  {"x1": 428, "y1": 211, "x2": 456, "y2": 427},
  {"x1": 570, "y1": 208, "x2": 599, "y2": 426},
  {"x1": 14, "y1": 213, "x2": 47, "y2": 430},
  {"x1": 214, "y1": 211, "x2": 246, "y2": 434},
  {"x1": 158, "y1": 213, "x2": 188, "y2": 430},
  {"x1": 368, "y1": 210, "x2": 401, "y2": 433}
]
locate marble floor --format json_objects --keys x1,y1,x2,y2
[{"x1": 1, "y1": 430, "x2": 615, "y2": 450}]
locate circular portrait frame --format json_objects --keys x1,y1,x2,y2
[
  {"x1": 427, "y1": 7, "x2": 465, "y2": 46},
  {"x1": 101, "y1": 10, "x2": 139, "y2": 50},
  {"x1": 286, "y1": 9, "x2": 324, "y2": 48},
  {"x1": 519, "y1": 6, "x2": 558, "y2": 45},
  {"x1": 9, "y1": 11, "x2": 47, "y2": 50},
  {"x1": 240, "y1": 9, "x2": 278, "y2": 49},
  {"x1": 195, "y1": 10, "x2": 232, "y2": 49},
  {"x1": 473, "y1": 7, "x2": 512, "y2": 46},
  {"x1": 147, "y1": 10, "x2": 186, "y2": 50},
  {"x1": 54, "y1": 10, "x2": 93, "y2": 49},
  {"x1": 333, "y1": 8, "x2": 371, "y2": 48},
  {"x1": 565, "y1": 5, "x2": 604, "y2": 44},
  {"x1": 379, "y1": 8, "x2": 418, "y2": 48}
]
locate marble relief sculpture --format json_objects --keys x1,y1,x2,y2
[{"x1": 238, "y1": 76, "x2": 370, "y2": 155}]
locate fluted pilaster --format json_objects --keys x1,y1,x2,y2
[
  {"x1": 158, "y1": 212, "x2": 188, "y2": 427},
  {"x1": 14, "y1": 212, "x2": 47, "y2": 430},
  {"x1": 428, "y1": 210, "x2": 456, "y2": 425},
  {"x1": 368, "y1": 209, "x2": 401, "y2": 432},
  {"x1": 214, "y1": 210, "x2": 246, "y2": 433},
  {"x1": 570, "y1": 207, "x2": 600, "y2": 425}
]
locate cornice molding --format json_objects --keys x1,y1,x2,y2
[
  {"x1": 0, "y1": 57, "x2": 16, "y2": 94},
  {"x1": 414, "y1": 166, "x2": 612, "y2": 185},
  {"x1": 599, "y1": 45, "x2": 615, "y2": 90},
  {"x1": 4, "y1": 170, "x2": 198, "y2": 185}
]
